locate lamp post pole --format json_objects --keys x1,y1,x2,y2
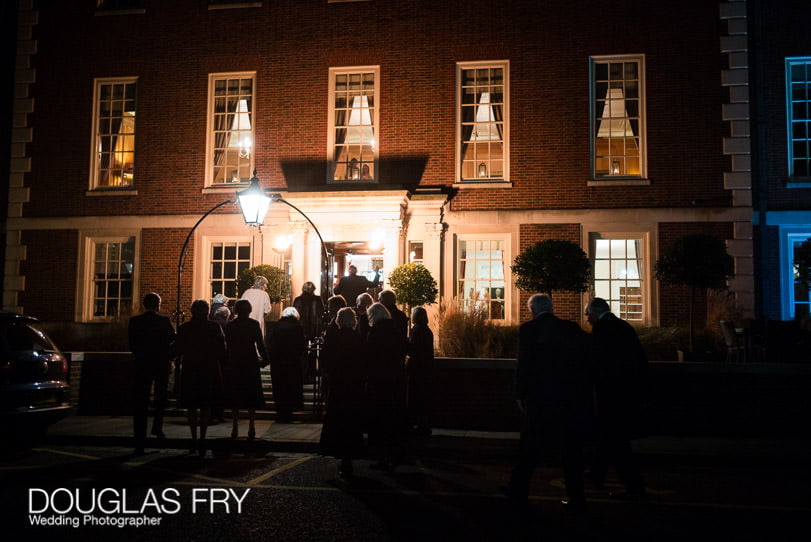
[
  {"x1": 173, "y1": 199, "x2": 233, "y2": 328},
  {"x1": 172, "y1": 172, "x2": 331, "y2": 329},
  {"x1": 269, "y1": 194, "x2": 332, "y2": 301}
]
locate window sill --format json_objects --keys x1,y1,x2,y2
[
  {"x1": 326, "y1": 179, "x2": 378, "y2": 185},
  {"x1": 452, "y1": 181, "x2": 512, "y2": 189},
  {"x1": 94, "y1": 9, "x2": 146, "y2": 16},
  {"x1": 86, "y1": 189, "x2": 138, "y2": 196},
  {"x1": 202, "y1": 183, "x2": 250, "y2": 195},
  {"x1": 787, "y1": 178, "x2": 811, "y2": 189},
  {"x1": 207, "y1": 2, "x2": 262, "y2": 10},
  {"x1": 587, "y1": 178, "x2": 651, "y2": 187}
]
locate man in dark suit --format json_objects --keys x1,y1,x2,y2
[
  {"x1": 585, "y1": 297, "x2": 647, "y2": 499},
  {"x1": 379, "y1": 289, "x2": 409, "y2": 342},
  {"x1": 507, "y1": 294, "x2": 593, "y2": 511},
  {"x1": 128, "y1": 292, "x2": 176, "y2": 455},
  {"x1": 334, "y1": 264, "x2": 380, "y2": 307}
]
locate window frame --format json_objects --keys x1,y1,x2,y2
[
  {"x1": 786, "y1": 57, "x2": 811, "y2": 181},
  {"x1": 327, "y1": 66, "x2": 380, "y2": 185},
  {"x1": 207, "y1": 238, "x2": 254, "y2": 302},
  {"x1": 780, "y1": 230, "x2": 811, "y2": 319},
  {"x1": 589, "y1": 54, "x2": 648, "y2": 183},
  {"x1": 78, "y1": 233, "x2": 139, "y2": 322},
  {"x1": 205, "y1": 72, "x2": 257, "y2": 189},
  {"x1": 89, "y1": 77, "x2": 138, "y2": 192},
  {"x1": 588, "y1": 231, "x2": 651, "y2": 325},
  {"x1": 455, "y1": 60, "x2": 510, "y2": 186},
  {"x1": 454, "y1": 233, "x2": 511, "y2": 322}
]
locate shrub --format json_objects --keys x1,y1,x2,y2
[
  {"x1": 511, "y1": 239, "x2": 591, "y2": 295},
  {"x1": 436, "y1": 300, "x2": 518, "y2": 358},
  {"x1": 387, "y1": 263, "x2": 438, "y2": 312}
]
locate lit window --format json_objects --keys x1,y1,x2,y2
[
  {"x1": 787, "y1": 58, "x2": 811, "y2": 179},
  {"x1": 91, "y1": 237, "x2": 135, "y2": 319},
  {"x1": 591, "y1": 55, "x2": 646, "y2": 179},
  {"x1": 207, "y1": 73, "x2": 255, "y2": 185},
  {"x1": 210, "y1": 241, "x2": 252, "y2": 299},
  {"x1": 458, "y1": 62, "x2": 508, "y2": 182},
  {"x1": 328, "y1": 67, "x2": 379, "y2": 183},
  {"x1": 592, "y1": 236, "x2": 644, "y2": 322},
  {"x1": 458, "y1": 239, "x2": 506, "y2": 320},
  {"x1": 792, "y1": 236, "x2": 811, "y2": 319},
  {"x1": 91, "y1": 78, "x2": 137, "y2": 189},
  {"x1": 409, "y1": 241, "x2": 424, "y2": 265}
]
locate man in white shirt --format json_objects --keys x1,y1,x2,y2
[{"x1": 240, "y1": 275, "x2": 272, "y2": 336}]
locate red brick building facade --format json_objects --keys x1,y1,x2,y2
[{"x1": 5, "y1": 0, "x2": 754, "y2": 330}]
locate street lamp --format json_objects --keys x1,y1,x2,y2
[{"x1": 173, "y1": 171, "x2": 331, "y2": 327}]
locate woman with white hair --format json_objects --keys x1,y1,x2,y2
[
  {"x1": 365, "y1": 302, "x2": 408, "y2": 471},
  {"x1": 240, "y1": 275, "x2": 272, "y2": 337},
  {"x1": 268, "y1": 306, "x2": 307, "y2": 423},
  {"x1": 319, "y1": 307, "x2": 365, "y2": 478}
]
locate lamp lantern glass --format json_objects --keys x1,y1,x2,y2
[{"x1": 237, "y1": 173, "x2": 271, "y2": 226}]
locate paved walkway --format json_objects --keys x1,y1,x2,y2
[{"x1": 43, "y1": 414, "x2": 811, "y2": 462}]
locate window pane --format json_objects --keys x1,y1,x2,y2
[
  {"x1": 592, "y1": 57, "x2": 644, "y2": 178},
  {"x1": 460, "y1": 64, "x2": 507, "y2": 181},
  {"x1": 457, "y1": 238, "x2": 506, "y2": 319},
  {"x1": 592, "y1": 236, "x2": 644, "y2": 322},
  {"x1": 91, "y1": 238, "x2": 135, "y2": 319}
]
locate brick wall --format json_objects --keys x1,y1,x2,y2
[
  {"x1": 140, "y1": 228, "x2": 193, "y2": 320},
  {"x1": 24, "y1": 0, "x2": 728, "y2": 218},
  {"x1": 658, "y1": 222, "x2": 735, "y2": 328},
  {"x1": 20, "y1": 230, "x2": 78, "y2": 320}
]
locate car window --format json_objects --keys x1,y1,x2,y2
[{"x1": 7, "y1": 321, "x2": 53, "y2": 353}]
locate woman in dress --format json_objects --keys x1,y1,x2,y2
[
  {"x1": 268, "y1": 307, "x2": 307, "y2": 423},
  {"x1": 364, "y1": 302, "x2": 408, "y2": 471},
  {"x1": 174, "y1": 299, "x2": 227, "y2": 457},
  {"x1": 319, "y1": 307, "x2": 366, "y2": 478},
  {"x1": 224, "y1": 299, "x2": 268, "y2": 440},
  {"x1": 406, "y1": 306, "x2": 434, "y2": 435}
]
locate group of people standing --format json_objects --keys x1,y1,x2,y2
[
  {"x1": 317, "y1": 279, "x2": 434, "y2": 478},
  {"x1": 128, "y1": 275, "x2": 308, "y2": 457},
  {"x1": 506, "y1": 294, "x2": 649, "y2": 513},
  {"x1": 128, "y1": 272, "x2": 434, "y2": 468}
]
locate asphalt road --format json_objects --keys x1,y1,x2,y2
[{"x1": 2, "y1": 437, "x2": 810, "y2": 541}]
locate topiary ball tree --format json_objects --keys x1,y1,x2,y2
[
  {"x1": 387, "y1": 263, "x2": 438, "y2": 314},
  {"x1": 510, "y1": 239, "x2": 592, "y2": 296},
  {"x1": 237, "y1": 264, "x2": 291, "y2": 303},
  {"x1": 654, "y1": 234, "x2": 734, "y2": 354}
]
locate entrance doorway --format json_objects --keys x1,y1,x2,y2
[{"x1": 328, "y1": 241, "x2": 384, "y2": 291}]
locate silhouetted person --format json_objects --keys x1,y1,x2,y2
[
  {"x1": 379, "y1": 289, "x2": 409, "y2": 342},
  {"x1": 319, "y1": 307, "x2": 366, "y2": 478},
  {"x1": 506, "y1": 294, "x2": 593, "y2": 512},
  {"x1": 323, "y1": 294, "x2": 347, "y2": 344},
  {"x1": 406, "y1": 306, "x2": 434, "y2": 435},
  {"x1": 585, "y1": 297, "x2": 648, "y2": 499},
  {"x1": 174, "y1": 299, "x2": 227, "y2": 457},
  {"x1": 293, "y1": 281, "x2": 325, "y2": 340},
  {"x1": 128, "y1": 292, "x2": 175, "y2": 455},
  {"x1": 225, "y1": 299, "x2": 269, "y2": 440},
  {"x1": 334, "y1": 264, "x2": 380, "y2": 307},
  {"x1": 355, "y1": 292, "x2": 374, "y2": 341},
  {"x1": 268, "y1": 307, "x2": 307, "y2": 423},
  {"x1": 365, "y1": 302, "x2": 408, "y2": 471}
]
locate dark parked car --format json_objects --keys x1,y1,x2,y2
[{"x1": 0, "y1": 313, "x2": 71, "y2": 439}]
